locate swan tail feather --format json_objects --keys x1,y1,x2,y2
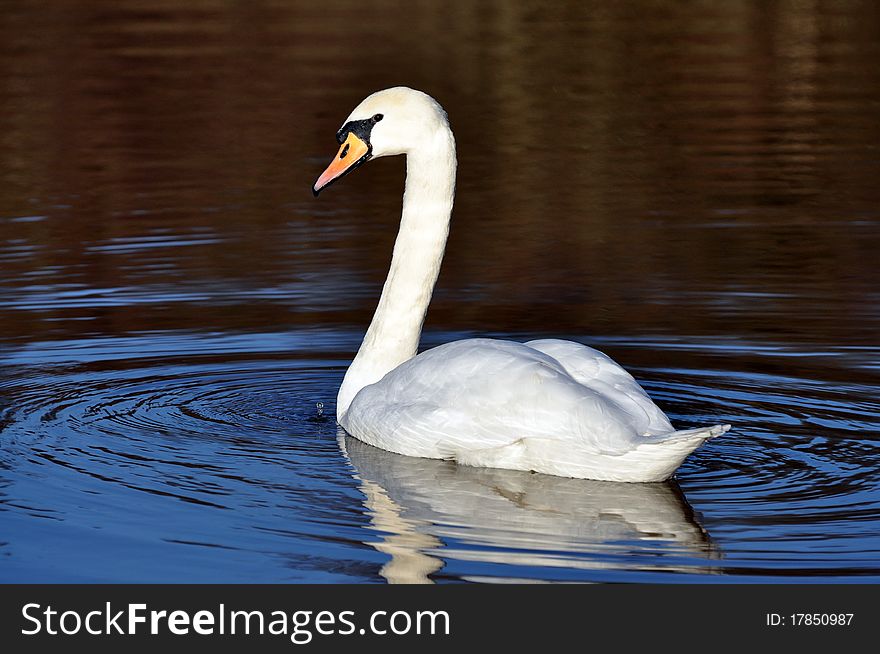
[
  {"x1": 599, "y1": 424, "x2": 730, "y2": 482},
  {"x1": 644, "y1": 423, "x2": 731, "y2": 448}
]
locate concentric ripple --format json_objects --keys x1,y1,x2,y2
[
  {"x1": 1, "y1": 330, "x2": 878, "y2": 582},
  {"x1": 0, "y1": 335, "x2": 375, "y2": 582}
]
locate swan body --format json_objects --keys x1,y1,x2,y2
[{"x1": 313, "y1": 87, "x2": 729, "y2": 482}]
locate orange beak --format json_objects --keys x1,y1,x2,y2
[{"x1": 312, "y1": 132, "x2": 371, "y2": 196}]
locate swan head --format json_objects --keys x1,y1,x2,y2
[{"x1": 312, "y1": 86, "x2": 449, "y2": 196}]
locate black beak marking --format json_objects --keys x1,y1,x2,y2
[{"x1": 315, "y1": 114, "x2": 384, "y2": 197}]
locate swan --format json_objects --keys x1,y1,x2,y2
[{"x1": 313, "y1": 86, "x2": 729, "y2": 482}]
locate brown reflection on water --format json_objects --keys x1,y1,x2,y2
[{"x1": 1, "y1": 0, "x2": 879, "y2": 349}]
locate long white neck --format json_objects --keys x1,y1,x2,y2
[{"x1": 337, "y1": 127, "x2": 456, "y2": 421}]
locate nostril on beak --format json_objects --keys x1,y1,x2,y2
[{"x1": 340, "y1": 143, "x2": 350, "y2": 159}]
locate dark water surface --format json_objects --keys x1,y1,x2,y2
[{"x1": 1, "y1": 1, "x2": 879, "y2": 582}]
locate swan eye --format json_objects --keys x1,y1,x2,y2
[{"x1": 372, "y1": 113, "x2": 384, "y2": 123}]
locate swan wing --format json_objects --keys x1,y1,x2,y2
[
  {"x1": 524, "y1": 338, "x2": 674, "y2": 436},
  {"x1": 343, "y1": 338, "x2": 664, "y2": 460}
]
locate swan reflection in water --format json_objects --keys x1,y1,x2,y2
[{"x1": 340, "y1": 432, "x2": 720, "y2": 583}]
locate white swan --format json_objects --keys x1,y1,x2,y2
[{"x1": 313, "y1": 87, "x2": 729, "y2": 482}]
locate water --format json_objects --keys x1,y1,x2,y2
[{"x1": 1, "y1": 1, "x2": 879, "y2": 582}]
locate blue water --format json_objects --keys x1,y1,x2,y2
[{"x1": 2, "y1": 328, "x2": 878, "y2": 582}]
